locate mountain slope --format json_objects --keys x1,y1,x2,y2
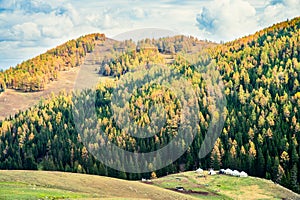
[
  {"x1": 0, "y1": 16, "x2": 299, "y2": 195},
  {"x1": 0, "y1": 37, "x2": 116, "y2": 120},
  {"x1": 207, "y1": 16, "x2": 300, "y2": 192},
  {"x1": 1, "y1": 170, "x2": 299, "y2": 200},
  {"x1": 0, "y1": 35, "x2": 214, "y2": 120},
  {"x1": 0, "y1": 170, "x2": 196, "y2": 200},
  {"x1": 151, "y1": 171, "x2": 300, "y2": 200}
]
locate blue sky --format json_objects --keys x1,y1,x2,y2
[{"x1": 0, "y1": 0, "x2": 299, "y2": 69}]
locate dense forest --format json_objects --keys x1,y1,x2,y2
[{"x1": 0, "y1": 17, "x2": 299, "y2": 193}]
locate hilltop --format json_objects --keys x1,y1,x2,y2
[{"x1": 0, "y1": 34, "x2": 215, "y2": 120}]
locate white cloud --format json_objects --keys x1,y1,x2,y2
[
  {"x1": 196, "y1": 0, "x2": 259, "y2": 41},
  {"x1": 0, "y1": 0, "x2": 53, "y2": 14},
  {"x1": 131, "y1": 7, "x2": 147, "y2": 19},
  {"x1": 12, "y1": 22, "x2": 41, "y2": 41},
  {"x1": 195, "y1": 0, "x2": 300, "y2": 42},
  {"x1": 261, "y1": 0, "x2": 300, "y2": 26},
  {"x1": 37, "y1": 12, "x2": 74, "y2": 39}
]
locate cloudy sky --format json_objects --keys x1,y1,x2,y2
[{"x1": 0, "y1": 0, "x2": 299, "y2": 69}]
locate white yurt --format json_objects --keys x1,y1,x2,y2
[
  {"x1": 225, "y1": 168, "x2": 233, "y2": 175},
  {"x1": 209, "y1": 169, "x2": 216, "y2": 175},
  {"x1": 196, "y1": 168, "x2": 204, "y2": 174},
  {"x1": 232, "y1": 170, "x2": 241, "y2": 177},
  {"x1": 240, "y1": 171, "x2": 248, "y2": 177}
]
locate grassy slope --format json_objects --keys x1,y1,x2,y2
[
  {"x1": 1, "y1": 170, "x2": 299, "y2": 200},
  {"x1": 151, "y1": 171, "x2": 300, "y2": 200},
  {"x1": 0, "y1": 170, "x2": 196, "y2": 200}
]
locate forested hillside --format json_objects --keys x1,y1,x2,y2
[
  {"x1": 0, "y1": 33, "x2": 105, "y2": 92},
  {"x1": 0, "y1": 17, "x2": 299, "y2": 194},
  {"x1": 210, "y1": 17, "x2": 300, "y2": 192}
]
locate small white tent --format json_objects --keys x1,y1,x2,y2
[
  {"x1": 196, "y1": 168, "x2": 204, "y2": 174},
  {"x1": 232, "y1": 170, "x2": 241, "y2": 177},
  {"x1": 225, "y1": 168, "x2": 233, "y2": 175},
  {"x1": 240, "y1": 171, "x2": 248, "y2": 177},
  {"x1": 209, "y1": 169, "x2": 216, "y2": 175}
]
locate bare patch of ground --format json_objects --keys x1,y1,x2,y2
[
  {"x1": 0, "y1": 39, "x2": 116, "y2": 121},
  {"x1": 0, "y1": 67, "x2": 79, "y2": 120},
  {"x1": 168, "y1": 188, "x2": 210, "y2": 196}
]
